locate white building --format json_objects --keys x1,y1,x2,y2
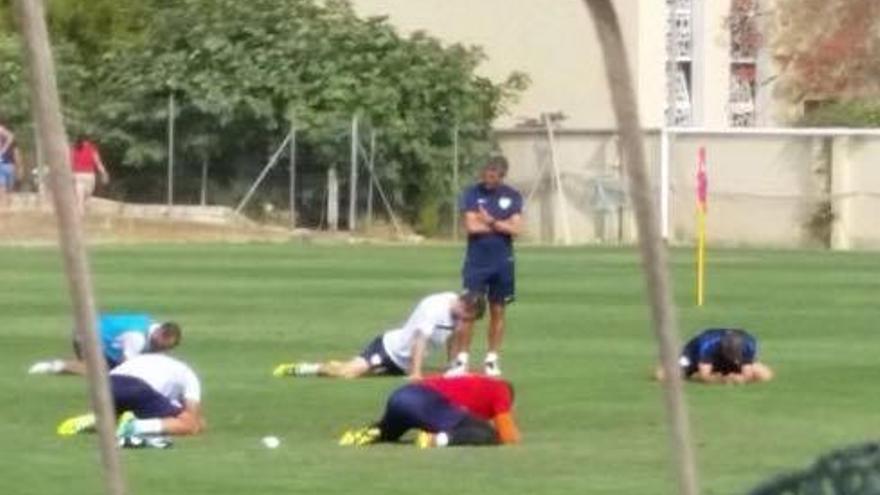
[
  {"x1": 351, "y1": 0, "x2": 779, "y2": 131},
  {"x1": 350, "y1": 2, "x2": 880, "y2": 251}
]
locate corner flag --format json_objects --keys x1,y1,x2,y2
[{"x1": 696, "y1": 147, "x2": 708, "y2": 306}]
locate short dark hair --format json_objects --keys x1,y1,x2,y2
[
  {"x1": 158, "y1": 321, "x2": 182, "y2": 346},
  {"x1": 459, "y1": 290, "x2": 486, "y2": 320},
  {"x1": 719, "y1": 329, "x2": 746, "y2": 365},
  {"x1": 483, "y1": 155, "x2": 509, "y2": 176}
]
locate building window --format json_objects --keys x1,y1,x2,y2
[
  {"x1": 728, "y1": 0, "x2": 760, "y2": 126},
  {"x1": 667, "y1": 0, "x2": 693, "y2": 126}
]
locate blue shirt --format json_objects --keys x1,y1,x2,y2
[
  {"x1": 460, "y1": 183, "x2": 523, "y2": 266},
  {"x1": 0, "y1": 143, "x2": 13, "y2": 164},
  {"x1": 685, "y1": 328, "x2": 757, "y2": 373},
  {"x1": 99, "y1": 313, "x2": 154, "y2": 363}
]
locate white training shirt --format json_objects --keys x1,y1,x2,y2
[
  {"x1": 381, "y1": 292, "x2": 458, "y2": 370},
  {"x1": 110, "y1": 353, "x2": 202, "y2": 405},
  {"x1": 116, "y1": 330, "x2": 148, "y2": 361}
]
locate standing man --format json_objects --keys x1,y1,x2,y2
[
  {"x1": 70, "y1": 134, "x2": 110, "y2": 212},
  {"x1": 0, "y1": 123, "x2": 16, "y2": 203},
  {"x1": 448, "y1": 156, "x2": 523, "y2": 377}
]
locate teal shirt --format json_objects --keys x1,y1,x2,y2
[{"x1": 99, "y1": 313, "x2": 153, "y2": 363}]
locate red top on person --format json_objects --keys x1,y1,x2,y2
[
  {"x1": 421, "y1": 374, "x2": 513, "y2": 420},
  {"x1": 71, "y1": 140, "x2": 102, "y2": 173}
]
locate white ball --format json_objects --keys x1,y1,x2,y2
[{"x1": 261, "y1": 436, "x2": 280, "y2": 449}]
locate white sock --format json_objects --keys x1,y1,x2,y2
[
  {"x1": 455, "y1": 352, "x2": 469, "y2": 366},
  {"x1": 435, "y1": 432, "x2": 450, "y2": 447},
  {"x1": 28, "y1": 359, "x2": 65, "y2": 374},
  {"x1": 485, "y1": 352, "x2": 499, "y2": 364},
  {"x1": 295, "y1": 363, "x2": 321, "y2": 376},
  {"x1": 133, "y1": 419, "x2": 164, "y2": 435}
]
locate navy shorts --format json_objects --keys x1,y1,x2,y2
[
  {"x1": 72, "y1": 338, "x2": 121, "y2": 369},
  {"x1": 463, "y1": 260, "x2": 515, "y2": 304},
  {"x1": 110, "y1": 375, "x2": 182, "y2": 418},
  {"x1": 358, "y1": 336, "x2": 406, "y2": 376},
  {"x1": 377, "y1": 384, "x2": 468, "y2": 441}
]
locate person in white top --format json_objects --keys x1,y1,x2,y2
[
  {"x1": 273, "y1": 291, "x2": 486, "y2": 381},
  {"x1": 57, "y1": 353, "x2": 205, "y2": 438},
  {"x1": 28, "y1": 313, "x2": 182, "y2": 376}
]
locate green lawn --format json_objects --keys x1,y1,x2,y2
[{"x1": 1, "y1": 243, "x2": 878, "y2": 495}]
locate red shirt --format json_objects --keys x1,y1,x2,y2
[
  {"x1": 421, "y1": 375, "x2": 512, "y2": 420},
  {"x1": 71, "y1": 141, "x2": 100, "y2": 173}
]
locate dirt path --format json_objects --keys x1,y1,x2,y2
[{"x1": 0, "y1": 210, "x2": 295, "y2": 245}]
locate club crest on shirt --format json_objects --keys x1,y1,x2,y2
[{"x1": 499, "y1": 197, "x2": 512, "y2": 210}]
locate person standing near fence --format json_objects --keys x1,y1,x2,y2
[
  {"x1": 0, "y1": 123, "x2": 16, "y2": 204},
  {"x1": 70, "y1": 134, "x2": 110, "y2": 211},
  {"x1": 448, "y1": 156, "x2": 523, "y2": 377}
]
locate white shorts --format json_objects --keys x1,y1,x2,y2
[{"x1": 74, "y1": 172, "x2": 96, "y2": 200}]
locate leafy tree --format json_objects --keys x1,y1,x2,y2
[
  {"x1": 769, "y1": 0, "x2": 880, "y2": 102},
  {"x1": 1, "y1": 0, "x2": 527, "y2": 231},
  {"x1": 799, "y1": 100, "x2": 880, "y2": 128}
]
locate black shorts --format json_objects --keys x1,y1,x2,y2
[
  {"x1": 462, "y1": 260, "x2": 515, "y2": 305},
  {"x1": 377, "y1": 384, "x2": 469, "y2": 441},
  {"x1": 110, "y1": 375, "x2": 182, "y2": 418},
  {"x1": 358, "y1": 336, "x2": 406, "y2": 376}
]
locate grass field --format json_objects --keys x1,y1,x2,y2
[{"x1": 1, "y1": 243, "x2": 879, "y2": 495}]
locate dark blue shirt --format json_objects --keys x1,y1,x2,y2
[
  {"x1": 0, "y1": 142, "x2": 14, "y2": 164},
  {"x1": 684, "y1": 328, "x2": 757, "y2": 374},
  {"x1": 460, "y1": 183, "x2": 523, "y2": 266}
]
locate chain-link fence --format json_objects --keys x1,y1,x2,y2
[
  {"x1": 750, "y1": 442, "x2": 880, "y2": 495},
  {"x1": 497, "y1": 126, "x2": 880, "y2": 249}
]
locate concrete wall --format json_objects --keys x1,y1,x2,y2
[
  {"x1": 496, "y1": 129, "x2": 880, "y2": 250},
  {"x1": 691, "y1": 0, "x2": 732, "y2": 127},
  {"x1": 496, "y1": 129, "x2": 656, "y2": 245},
  {"x1": 668, "y1": 135, "x2": 817, "y2": 247},
  {"x1": 351, "y1": 1, "x2": 774, "y2": 130},
  {"x1": 351, "y1": 0, "x2": 664, "y2": 129},
  {"x1": 832, "y1": 137, "x2": 880, "y2": 250}
]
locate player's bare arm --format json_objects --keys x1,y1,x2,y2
[
  {"x1": 491, "y1": 212, "x2": 523, "y2": 236},
  {"x1": 94, "y1": 150, "x2": 110, "y2": 184},
  {"x1": 739, "y1": 363, "x2": 774, "y2": 383},
  {"x1": 0, "y1": 125, "x2": 12, "y2": 155},
  {"x1": 691, "y1": 363, "x2": 727, "y2": 384},
  {"x1": 464, "y1": 210, "x2": 493, "y2": 234},
  {"x1": 408, "y1": 333, "x2": 428, "y2": 381}
]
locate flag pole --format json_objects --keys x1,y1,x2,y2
[
  {"x1": 696, "y1": 207, "x2": 706, "y2": 306},
  {"x1": 696, "y1": 147, "x2": 707, "y2": 307}
]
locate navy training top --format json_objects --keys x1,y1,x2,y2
[
  {"x1": 460, "y1": 183, "x2": 523, "y2": 266},
  {"x1": 683, "y1": 328, "x2": 757, "y2": 374}
]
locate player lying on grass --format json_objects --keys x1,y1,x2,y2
[
  {"x1": 339, "y1": 374, "x2": 520, "y2": 448},
  {"x1": 273, "y1": 291, "x2": 485, "y2": 380},
  {"x1": 57, "y1": 353, "x2": 204, "y2": 438},
  {"x1": 29, "y1": 312, "x2": 181, "y2": 375},
  {"x1": 655, "y1": 328, "x2": 774, "y2": 384}
]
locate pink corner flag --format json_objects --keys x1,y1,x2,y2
[{"x1": 696, "y1": 147, "x2": 708, "y2": 211}]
